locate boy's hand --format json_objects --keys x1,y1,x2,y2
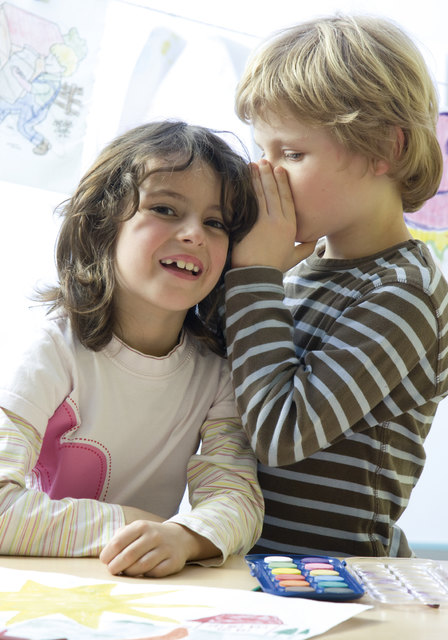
[
  {"x1": 232, "y1": 160, "x2": 315, "y2": 272},
  {"x1": 100, "y1": 521, "x2": 219, "y2": 578}
]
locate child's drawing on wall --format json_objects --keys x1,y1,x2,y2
[
  {"x1": 0, "y1": 1, "x2": 108, "y2": 192},
  {"x1": 0, "y1": 3, "x2": 87, "y2": 155}
]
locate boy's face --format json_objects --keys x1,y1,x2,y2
[{"x1": 253, "y1": 109, "x2": 386, "y2": 258}]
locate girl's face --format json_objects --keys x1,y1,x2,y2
[{"x1": 114, "y1": 160, "x2": 229, "y2": 343}]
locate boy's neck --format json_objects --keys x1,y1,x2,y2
[
  {"x1": 323, "y1": 189, "x2": 412, "y2": 260},
  {"x1": 322, "y1": 222, "x2": 413, "y2": 260}
]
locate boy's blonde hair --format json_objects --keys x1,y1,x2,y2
[{"x1": 236, "y1": 14, "x2": 442, "y2": 212}]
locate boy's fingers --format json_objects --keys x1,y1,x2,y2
[
  {"x1": 257, "y1": 160, "x2": 282, "y2": 212},
  {"x1": 273, "y1": 166, "x2": 295, "y2": 218},
  {"x1": 256, "y1": 161, "x2": 295, "y2": 223},
  {"x1": 249, "y1": 163, "x2": 267, "y2": 212}
]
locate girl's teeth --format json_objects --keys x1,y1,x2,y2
[{"x1": 161, "y1": 258, "x2": 200, "y2": 273}]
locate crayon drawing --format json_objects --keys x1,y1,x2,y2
[
  {"x1": 0, "y1": 568, "x2": 370, "y2": 640},
  {"x1": 0, "y1": 0, "x2": 108, "y2": 192}
]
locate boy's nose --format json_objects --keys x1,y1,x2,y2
[{"x1": 264, "y1": 154, "x2": 278, "y2": 167}]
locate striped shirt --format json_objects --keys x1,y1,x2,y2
[{"x1": 225, "y1": 239, "x2": 448, "y2": 557}]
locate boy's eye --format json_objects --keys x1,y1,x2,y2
[{"x1": 283, "y1": 151, "x2": 303, "y2": 161}]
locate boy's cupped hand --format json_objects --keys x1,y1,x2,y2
[{"x1": 232, "y1": 160, "x2": 315, "y2": 272}]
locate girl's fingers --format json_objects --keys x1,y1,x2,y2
[
  {"x1": 107, "y1": 537, "x2": 156, "y2": 574},
  {"x1": 122, "y1": 548, "x2": 159, "y2": 576},
  {"x1": 100, "y1": 522, "x2": 144, "y2": 563}
]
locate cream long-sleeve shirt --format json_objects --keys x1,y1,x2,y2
[{"x1": 0, "y1": 315, "x2": 263, "y2": 560}]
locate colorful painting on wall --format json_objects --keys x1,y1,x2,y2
[{"x1": 405, "y1": 113, "x2": 448, "y2": 275}]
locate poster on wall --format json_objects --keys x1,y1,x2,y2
[
  {"x1": 83, "y1": 1, "x2": 255, "y2": 168},
  {"x1": 0, "y1": 0, "x2": 108, "y2": 193},
  {"x1": 404, "y1": 112, "x2": 448, "y2": 277},
  {"x1": 0, "y1": 0, "x2": 256, "y2": 193}
]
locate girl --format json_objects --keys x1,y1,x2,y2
[{"x1": 0, "y1": 120, "x2": 262, "y2": 578}]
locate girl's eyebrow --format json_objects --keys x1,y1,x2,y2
[
  {"x1": 143, "y1": 187, "x2": 188, "y2": 201},
  {"x1": 141, "y1": 187, "x2": 223, "y2": 213}
]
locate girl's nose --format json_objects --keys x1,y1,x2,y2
[{"x1": 178, "y1": 219, "x2": 205, "y2": 245}]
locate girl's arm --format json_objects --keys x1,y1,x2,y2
[
  {"x1": 0, "y1": 408, "x2": 125, "y2": 556},
  {"x1": 171, "y1": 416, "x2": 264, "y2": 558},
  {"x1": 100, "y1": 417, "x2": 264, "y2": 577}
]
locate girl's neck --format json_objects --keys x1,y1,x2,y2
[{"x1": 114, "y1": 312, "x2": 185, "y2": 357}]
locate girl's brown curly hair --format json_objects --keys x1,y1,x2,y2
[{"x1": 40, "y1": 121, "x2": 258, "y2": 356}]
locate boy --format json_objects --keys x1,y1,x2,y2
[{"x1": 225, "y1": 14, "x2": 448, "y2": 556}]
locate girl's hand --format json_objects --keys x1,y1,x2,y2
[
  {"x1": 99, "y1": 521, "x2": 219, "y2": 578},
  {"x1": 232, "y1": 160, "x2": 315, "y2": 272}
]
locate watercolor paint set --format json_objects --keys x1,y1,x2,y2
[
  {"x1": 245, "y1": 554, "x2": 365, "y2": 601},
  {"x1": 345, "y1": 557, "x2": 448, "y2": 606}
]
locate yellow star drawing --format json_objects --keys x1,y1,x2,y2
[{"x1": 0, "y1": 580, "x2": 195, "y2": 628}]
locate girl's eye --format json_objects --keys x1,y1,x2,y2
[
  {"x1": 205, "y1": 218, "x2": 228, "y2": 232},
  {"x1": 151, "y1": 205, "x2": 176, "y2": 216}
]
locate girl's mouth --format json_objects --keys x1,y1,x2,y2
[{"x1": 160, "y1": 258, "x2": 201, "y2": 276}]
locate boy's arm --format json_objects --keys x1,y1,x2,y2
[
  {"x1": 225, "y1": 266, "x2": 441, "y2": 467},
  {"x1": 0, "y1": 408, "x2": 125, "y2": 556}
]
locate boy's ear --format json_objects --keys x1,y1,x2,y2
[
  {"x1": 392, "y1": 126, "x2": 405, "y2": 160},
  {"x1": 371, "y1": 157, "x2": 390, "y2": 176},
  {"x1": 371, "y1": 126, "x2": 404, "y2": 176}
]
